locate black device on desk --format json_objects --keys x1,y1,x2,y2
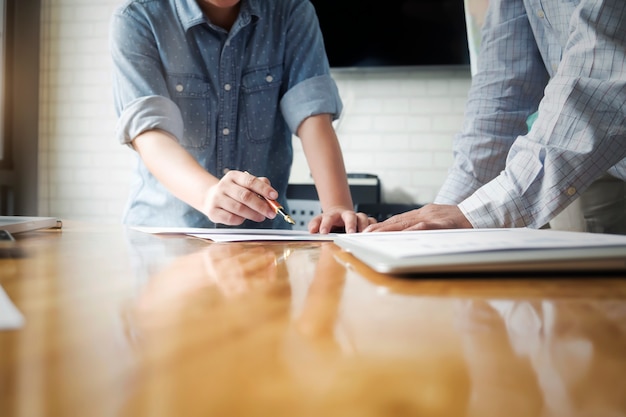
[
  {"x1": 0, "y1": 229, "x2": 14, "y2": 242},
  {"x1": 0, "y1": 229, "x2": 21, "y2": 258},
  {"x1": 287, "y1": 173, "x2": 381, "y2": 230},
  {"x1": 354, "y1": 203, "x2": 424, "y2": 223}
]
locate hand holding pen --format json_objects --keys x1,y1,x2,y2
[
  {"x1": 260, "y1": 195, "x2": 295, "y2": 225},
  {"x1": 244, "y1": 171, "x2": 295, "y2": 225},
  {"x1": 202, "y1": 170, "x2": 292, "y2": 226}
]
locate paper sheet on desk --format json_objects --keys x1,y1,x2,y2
[
  {"x1": 338, "y1": 228, "x2": 626, "y2": 258},
  {"x1": 0, "y1": 285, "x2": 24, "y2": 330},
  {"x1": 334, "y1": 228, "x2": 626, "y2": 274},
  {"x1": 132, "y1": 226, "x2": 336, "y2": 242}
]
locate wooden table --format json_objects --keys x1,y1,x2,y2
[{"x1": 1, "y1": 222, "x2": 625, "y2": 416}]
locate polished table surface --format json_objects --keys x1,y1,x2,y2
[{"x1": 1, "y1": 222, "x2": 625, "y2": 416}]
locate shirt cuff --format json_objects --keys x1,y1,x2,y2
[
  {"x1": 458, "y1": 176, "x2": 529, "y2": 229},
  {"x1": 280, "y1": 74, "x2": 343, "y2": 134},
  {"x1": 116, "y1": 95, "x2": 184, "y2": 145}
]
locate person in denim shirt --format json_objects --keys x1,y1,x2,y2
[{"x1": 110, "y1": 0, "x2": 374, "y2": 233}]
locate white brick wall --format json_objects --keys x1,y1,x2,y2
[{"x1": 38, "y1": 0, "x2": 471, "y2": 224}]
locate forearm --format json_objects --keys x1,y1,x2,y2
[
  {"x1": 298, "y1": 114, "x2": 353, "y2": 211},
  {"x1": 132, "y1": 129, "x2": 218, "y2": 214}
]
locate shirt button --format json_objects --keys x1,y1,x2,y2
[
  {"x1": 223, "y1": 168, "x2": 230, "y2": 175},
  {"x1": 176, "y1": 84, "x2": 184, "y2": 92},
  {"x1": 566, "y1": 186, "x2": 576, "y2": 196},
  {"x1": 224, "y1": 83, "x2": 231, "y2": 91},
  {"x1": 223, "y1": 128, "x2": 230, "y2": 135},
  {"x1": 537, "y1": 10, "x2": 545, "y2": 18},
  {"x1": 265, "y1": 75, "x2": 273, "y2": 83}
]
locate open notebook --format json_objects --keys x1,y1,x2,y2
[
  {"x1": 334, "y1": 228, "x2": 626, "y2": 274},
  {"x1": 0, "y1": 216, "x2": 60, "y2": 234}
]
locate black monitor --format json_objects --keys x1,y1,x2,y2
[{"x1": 310, "y1": 0, "x2": 470, "y2": 68}]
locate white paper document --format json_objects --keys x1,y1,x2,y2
[
  {"x1": 132, "y1": 226, "x2": 336, "y2": 242},
  {"x1": 343, "y1": 228, "x2": 626, "y2": 258},
  {"x1": 335, "y1": 228, "x2": 626, "y2": 274},
  {"x1": 0, "y1": 285, "x2": 25, "y2": 330}
]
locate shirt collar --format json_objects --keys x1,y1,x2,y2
[{"x1": 174, "y1": 0, "x2": 260, "y2": 32}]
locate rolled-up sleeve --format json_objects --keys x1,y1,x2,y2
[
  {"x1": 279, "y1": 74, "x2": 343, "y2": 135},
  {"x1": 115, "y1": 95, "x2": 184, "y2": 145},
  {"x1": 110, "y1": 4, "x2": 183, "y2": 146}
]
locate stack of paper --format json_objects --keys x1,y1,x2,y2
[
  {"x1": 131, "y1": 226, "x2": 336, "y2": 242},
  {"x1": 334, "y1": 228, "x2": 626, "y2": 274}
]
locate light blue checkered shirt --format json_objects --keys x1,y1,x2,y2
[
  {"x1": 436, "y1": 0, "x2": 626, "y2": 228},
  {"x1": 110, "y1": 0, "x2": 342, "y2": 228}
]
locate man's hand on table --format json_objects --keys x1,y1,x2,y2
[{"x1": 363, "y1": 204, "x2": 473, "y2": 232}]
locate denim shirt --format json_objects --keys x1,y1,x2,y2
[{"x1": 110, "y1": 0, "x2": 342, "y2": 228}]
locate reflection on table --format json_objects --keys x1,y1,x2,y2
[{"x1": 1, "y1": 222, "x2": 625, "y2": 416}]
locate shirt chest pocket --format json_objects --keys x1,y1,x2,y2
[
  {"x1": 168, "y1": 74, "x2": 212, "y2": 149},
  {"x1": 241, "y1": 65, "x2": 283, "y2": 143}
]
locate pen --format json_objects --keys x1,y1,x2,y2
[
  {"x1": 244, "y1": 171, "x2": 295, "y2": 225},
  {"x1": 263, "y1": 196, "x2": 296, "y2": 225}
]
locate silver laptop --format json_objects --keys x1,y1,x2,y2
[
  {"x1": 0, "y1": 216, "x2": 60, "y2": 234},
  {"x1": 334, "y1": 228, "x2": 626, "y2": 274}
]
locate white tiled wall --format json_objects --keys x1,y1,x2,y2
[{"x1": 38, "y1": 0, "x2": 471, "y2": 224}]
